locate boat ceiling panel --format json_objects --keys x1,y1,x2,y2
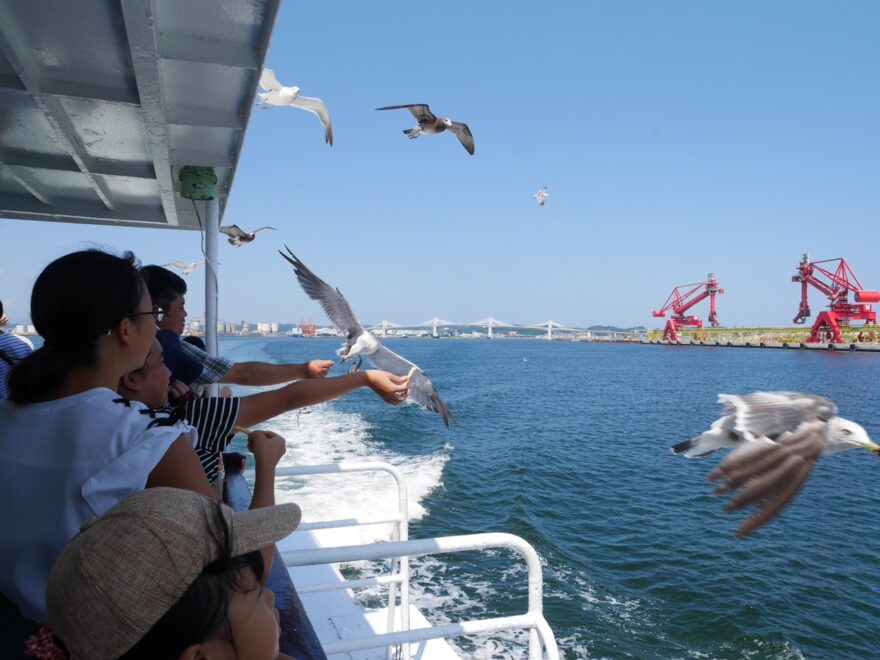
[
  {"x1": 57, "y1": 98, "x2": 149, "y2": 163},
  {"x1": 0, "y1": 0, "x2": 280, "y2": 230}
]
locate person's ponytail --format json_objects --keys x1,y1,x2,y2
[{"x1": 8, "y1": 250, "x2": 142, "y2": 405}]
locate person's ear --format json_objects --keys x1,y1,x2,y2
[
  {"x1": 120, "y1": 369, "x2": 142, "y2": 392},
  {"x1": 176, "y1": 643, "x2": 206, "y2": 659},
  {"x1": 115, "y1": 316, "x2": 136, "y2": 346}
]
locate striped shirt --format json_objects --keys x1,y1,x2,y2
[
  {"x1": 175, "y1": 396, "x2": 241, "y2": 483},
  {"x1": 0, "y1": 333, "x2": 33, "y2": 399}
]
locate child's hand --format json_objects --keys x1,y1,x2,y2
[{"x1": 247, "y1": 430, "x2": 286, "y2": 468}]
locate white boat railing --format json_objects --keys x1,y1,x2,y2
[
  {"x1": 247, "y1": 461, "x2": 559, "y2": 658},
  {"x1": 245, "y1": 461, "x2": 411, "y2": 648},
  {"x1": 281, "y1": 532, "x2": 559, "y2": 659}
]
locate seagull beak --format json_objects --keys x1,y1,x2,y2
[{"x1": 861, "y1": 440, "x2": 880, "y2": 455}]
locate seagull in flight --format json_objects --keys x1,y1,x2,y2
[
  {"x1": 376, "y1": 104, "x2": 474, "y2": 155},
  {"x1": 533, "y1": 187, "x2": 549, "y2": 207},
  {"x1": 278, "y1": 246, "x2": 455, "y2": 427},
  {"x1": 672, "y1": 392, "x2": 880, "y2": 537},
  {"x1": 219, "y1": 225, "x2": 277, "y2": 247},
  {"x1": 257, "y1": 68, "x2": 333, "y2": 146},
  {"x1": 161, "y1": 260, "x2": 206, "y2": 276}
]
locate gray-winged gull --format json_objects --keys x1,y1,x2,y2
[
  {"x1": 376, "y1": 104, "x2": 474, "y2": 155},
  {"x1": 533, "y1": 187, "x2": 549, "y2": 206},
  {"x1": 161, "y1": 260, "x2": 206, "y2": 276},
  {"x1": 278, "y1": 246, "x2": 455, "y2": 427},
  {"x1": 673, "y1": 391, "x2": 879, "y2": 537},
  {"x1": 219, "y1": 225, "x2": 277, "y2": 247},
  {"x1": 257, "y1": 68, "x2": 333, "y2": 146}
]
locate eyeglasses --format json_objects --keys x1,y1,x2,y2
[{"x1": 128, "y1": 307, "x2": 166, "y2": 323}]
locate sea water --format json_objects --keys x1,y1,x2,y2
[{"x1": 222, "y1": 337, "x2": 880, "y2": 659}]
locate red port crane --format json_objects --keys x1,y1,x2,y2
[
  {"x1": 792, "y1": 254, "x2": 879, "y2": 343},
  {"x1": 652, "y1": 274, "x2": 724, "y2": 341}
]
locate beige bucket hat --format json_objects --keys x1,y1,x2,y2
[{"x1": 46, "y1": 487, "x2": 301, "y2": 659}]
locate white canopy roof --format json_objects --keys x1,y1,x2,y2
[{"x1": 0, "y1": 0, "x2": 279, "y2": 230}]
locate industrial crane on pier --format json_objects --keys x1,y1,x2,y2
[
  {"x1": 652, "y1": 274, "x2": 724, "y2": 341},
  {"x1": 792, "y1": 254, "x2": 879, "y2": 342}
]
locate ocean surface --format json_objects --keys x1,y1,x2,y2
[{"x1": 220, "y1": 337, "x2": 880, "y2": 659}]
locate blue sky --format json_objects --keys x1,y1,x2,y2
[{"x1": 2, "y1": 1, "x2": 879, "y2": 329}]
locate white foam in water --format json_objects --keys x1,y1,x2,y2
[
  {"x1": 248, "y1": 401, "x2": 533, "y2": 657},
  {"x1": 252, "y1": 402, "x2": 449, "y2": 547}
]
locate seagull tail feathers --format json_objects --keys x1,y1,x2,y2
[{"x1": 433, "y1": 394, "x2": 454, "y2": 428}]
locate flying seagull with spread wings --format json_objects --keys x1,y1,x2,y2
[
  {"x1": 219, "y1": 225, "x2": 277, "y2": 247},
  {"x1": 278, "y1": 246, "x2": 454, "y2": 427},
  {"x1": 533, "y1": 187, "x2": 549, "y2": 207},
  {"x1": 161, "y1": 260, "x2": 206, "y2": 276},
  {"x1": 673, "y1": 392, "x2": 880, "y2": 537},
  {"x1": 376, "y1": 104, "x2": 474, "y2": 155},
  {"x1": 256, "y1": 68, "x2": 333, "y2": 146}
]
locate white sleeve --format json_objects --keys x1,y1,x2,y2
[{"x1": 81, "y1": 409, "x2": 197, "y2": 517}]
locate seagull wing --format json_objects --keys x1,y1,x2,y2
[
  {"x1": 291, "y1": 95, "x2": 333, "y2": 145},
  {"x1": 367, "y1": 344, "x2": 454, "y2": 427},
  {"x1": 259, "y1": 68, "x2": 283, "y2": 92},
  {"x1": 251, "y1": 227, "x2": 278, "y2": 234},
  {"x1": 161, "y1": 261, "x2": 189, "y2": 269},
  {"x1": 278, "y1": 247, "x2": 364, "y2": 338},
  {"x1": 447, "y1": 121, "x2": 475, "y2": 155},
  {"x1": 719, "y1": 392, "x2": 837, "y2": 444},
  {"x1": 709, "y1": 419, "x2": 826, "y2": 537},
  {"x1": 219, "y1": 225, "x2": 246, "y2": 239},
  {"x1": 376, "y1": 104, "x2": 437, "y2": 124}
]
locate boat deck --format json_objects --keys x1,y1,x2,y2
[{"x1": 279, "y1": 529, "x2": 459, "y2": 659}]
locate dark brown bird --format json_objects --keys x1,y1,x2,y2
[{"x1": 376, "y1": 104, "x2": 474, "y2": 155}]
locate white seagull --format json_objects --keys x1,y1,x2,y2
[
  {"x1": 161, "y1": 260, "x2": 206, "y2": 276},
  {"x1": 673, "y1": 392, "x2": 880, "y2": 537},
  {"x1": 376, "y1": 104, "x2": 474, "y2": 155},
  {"x1": 533, "y1": 187, "x2": 549, "y2": 207},
  {"x1": 219, "y1": 225, "x2": 277, "y2": 247},
  {"x1": 256, "y1": 68, "x2": 333, "y2": 146},
  {"x1": 278, "y1": 246, "x2": 454, "y2": 427}
]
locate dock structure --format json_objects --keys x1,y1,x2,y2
[{"x1": 644, "y1": 324, "x2": 880, "y2": 351}]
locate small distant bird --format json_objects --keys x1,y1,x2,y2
[
  {"x1": 376, "y1": 104, "x2": 474, "y2": 155},
  {"x1": 256, "y1": 68, "x2": 333, "y2": 146},
  {"x1": 673, "y1": 392, "x2": 880, "y2": 537},
  {"x1": 219, "y1": 225, "x2": 277, "y2": 247},
  {"x1": 162, "y1": 260, "x2": 205, "y2": 276},
  {"x1": 533, "y1": 187, "x2": 549, "y2": 207},
  {"x1": 278, "y1": 246, "x2": 455, "y2": 427}
]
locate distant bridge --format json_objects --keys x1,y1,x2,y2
[{"x1": 363, "y1": 317, "x2": 646, "y2": 340}]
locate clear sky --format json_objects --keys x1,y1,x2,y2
[{"x1": 2, "y1": 1, "x2": 879, "y2": 329}]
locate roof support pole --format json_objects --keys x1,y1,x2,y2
[{"x1": 205, "y1": 195, "x2": 220, "y2": 394}]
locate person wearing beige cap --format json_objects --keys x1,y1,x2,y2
[{"x1": 45, "y1": 487, "x2": 301, "y2": 660}]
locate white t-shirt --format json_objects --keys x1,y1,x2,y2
[{"x1": 0, "y1": 388, "x2": 196, "y2": 621}]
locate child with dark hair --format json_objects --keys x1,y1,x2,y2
[
  {"x1": 43, "y1": 487, "x2": 301, "y2": 659},
  {"x1": 119, "y1": 337, "x2": 409, "y2": 487},
  {"x1": 140, "y1": 264, "x2": 336, "y2": 392}
]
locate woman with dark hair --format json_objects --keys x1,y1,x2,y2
[
  {"x1": 41, "y1": 488, "x2": 301, "y2": 659},
  {"x1": 0, "y1": 250, "x2": 218, "y2": 624}
]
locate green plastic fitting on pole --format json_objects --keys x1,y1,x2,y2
[{"x1": 179, "y1": 166, "x2": 217, "y2": 200}]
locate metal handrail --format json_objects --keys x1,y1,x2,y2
[
  {"x1": 281, "y1": 532, "x2": 560, "y2": 659},
  {"x1": 245, "y1": 461, "x2": 410, "y2": 652}
]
